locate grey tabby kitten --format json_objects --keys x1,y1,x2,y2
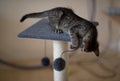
[{"x1": 20, "y1": 7, "x2": 99, "y2": 56}]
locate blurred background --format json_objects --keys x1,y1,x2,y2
[{"x1": 0, "y1": 0, "x2": 120, "y2": 81}]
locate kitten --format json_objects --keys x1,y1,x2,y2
[{"x1": 20, "y1": 7, "x2": 99, "y2": 56}]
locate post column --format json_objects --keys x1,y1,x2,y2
[{"x1": 53, "y1": 41, "x2": 69, "y2": 81}]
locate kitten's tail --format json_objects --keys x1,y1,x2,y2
[{"x1": 20, "y1": 11, "x2": 49, "y2": 22}]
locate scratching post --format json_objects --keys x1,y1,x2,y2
[
  {"x1": 53, "y1": 41, "x2": 69, "y2": 81},
  {"x1": 18, "y1": 19, "x2": 71, "y2": 81}
]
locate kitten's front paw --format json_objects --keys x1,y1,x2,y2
[
  {"x1": 55, "y1": 29, "x2": 63, "y2": 34},
  {"x1": 70, "y1": 45, "x2": 79, "y2": 49},
  {"x1": 84, "y1": 48, "x2": 88, "y2": 52}
]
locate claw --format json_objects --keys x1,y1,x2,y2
[{"x1": 55, "y1": 29, "x2": 63, "y2": 34}]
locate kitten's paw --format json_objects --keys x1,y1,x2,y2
[
  {"x1": 55, "y1": 29, "x2": 63, "y2": 34},
  {"x1": 70, "y1": 45, "x2": 79, "y2": 49},
  {"x1": 81, "y1": 47, "x2": 84, "y2": 52},
  {"x1": 84, "y1": 48, "x2": 88, "y2": 52}
]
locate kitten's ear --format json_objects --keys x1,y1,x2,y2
[{"x1": 91, "y1": 21, "x2": 99, "y2": 26}]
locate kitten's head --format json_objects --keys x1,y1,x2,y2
[
  {"x1": 90, "y1": 21, "x2": 99, "y2": 56},
  {"x1": 84, "y1": 41, "x2": 99, "y2": 57}
]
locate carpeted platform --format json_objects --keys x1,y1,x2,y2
[{"x1": 18, "y1": 19, "x2": 71, "y2": 42}]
